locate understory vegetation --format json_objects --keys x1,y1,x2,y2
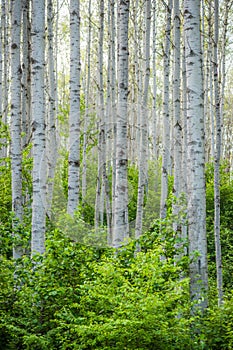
[{"x1": 1, "y1": 160, "x2": 233, "y2": 349}]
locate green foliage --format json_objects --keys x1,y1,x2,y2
[
  {"x1": 128, "y1": 163, "x2": 139, "y2": 223},
  {"x1": 0, "y1": 229, "x2": 198, "y2": 350},
  {"x1": 205, "y1": 160, "x2": 233, "y2": 289},
  {"x1": 2, "y1": 227, "x2": 233, "y2": 349}
]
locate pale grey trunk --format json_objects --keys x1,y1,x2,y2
[
  {"x1": 67, "y1": 0, "x2": 81, "y2": 216},
  {"x1": 21, "y1": 0, "x2": 31, "y2": 148},
  {"x1": 160, "y1": 0, "x2": 172, "y2": 220},
  {"x1": 135, "y1": 0, "x2": 151, "y2": 240},
  {"x1": 152, "y1": 0, "x2": 157, "y2": 158},
  {"x1": 220, "y1": 1, "x2": 232, "y2": 155},
  {"x1": 172, "y1": 0, "x2": 181, "y2": 199},
  {"x1": 95, "y1": 0, "x2": 105, "y2": 229},
  {"x1": 46, "y1": 0, "x2": 57, "y2": 216},
  {"x1": 82, "y1": 0, "x2": 92, "y2": 201},
  {"x1": 184, "y1": 0, "x2": 208, "y2": 309},
  {"x1": 112, "y1": 0, "x2": 130, "y2": 248},
  {"x1": 110, "y1": 0, "x2": 116, "y2": 240},
  {"x1": 31, "y1": 0, "x2": 46, "y2": 255},
  {"x1": 208, "y1": 2, "x2": 215, "y2": 160},
  {"x1": 172, "y1": 0, "x2": 183, "y2": 254},
  {"x1": 105, "y1": 0, "x2": 114, "y2": 241},
  {"x1": 213, "y1": 0, "x2": 223, "y2": 306},
  {"x1": 1, "y1": 0, "x2": 9, "y2": 158},
  {"x1": 181, "y1": 27, "x2": 187, "y2": 248},
  {"x1": 10, "y1": 0, "x2": 23, "y2": 259}
]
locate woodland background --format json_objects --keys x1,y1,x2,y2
[{"x1": 1, "y1": 0, "x2": 233, "y2": 348}]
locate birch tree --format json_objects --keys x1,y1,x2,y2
[
  {"x1": 213, "y1": 0, "x2": 223, "y2": 306},
  {"x1": 10, "y1": 0, "x2": 23, "y2": 259},
  {"x1": 82, "y1": 0, "x2": 92, "y2": 201},
  {"x1": 21, "y1": 0, "x2": 31, "y2": 148},
  {"x1": 172, "y1": 0, "x2": 181, "y2": 202},
  {"x1": 152, "y1": 0, "x2": 157, "y2": 158},
  {"x1": 95, "y1": 0, "x2": 105, "y2": 228},
  {"x1": 112, "y1": 0, "x2": 130, "y2": 248},
  {"x1": 67, "y1": 0, "x2": 81, "y2": 216},
  {"x1": 1, "y1": 0, "x2": 9, "y2": 159},
  {"x1": 184, "y1": 0, "x2": 208, "y2": 308},
  {"x1": 135, "y1": 0, "x2": 151, "y2": 240},
  {"x1": 160, "y1": 0, "x2": 172, "y2": 220},
  {"x1": 46, "y1": 0, "x2": 58, "y2": 216},
  {"x1": 110, "y1": 0, "x2": 117, "y2": 241},
  {"x1": 31, "y1": 0, "x2": 46, "y2": 255}
]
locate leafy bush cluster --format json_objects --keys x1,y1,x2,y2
[
  {"x1": 0, "y1": 230, "x2": 190, "y2": 350},
  {"x1": 1, "y1": 229, "x2": 233, "y2": 349}
]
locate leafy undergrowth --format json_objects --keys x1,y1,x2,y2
[{"x1": 1, "y1": 229, "x2": 233, "y2": 349}]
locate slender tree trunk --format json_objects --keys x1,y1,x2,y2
[
  {"x1": 112, "y1": 0, "x2": 130, "y2": 248},
  {"x1": 135, "y1": 0, "x2": 151, "y2": 240},
  {"x1": 172, "y1": 0, "x2": 181, "y2": 201},
  {"x1": 95, "y1": 0, "x2": 105, "y2": 229},
  {"x1": 67, "y1": 0, "x2": 81, "y2": 216},
  {"x1": 21, "y1": 0, "x2": 31, "y2": 148},
  {"x1": 110, "y1": 0, "x2": 117, "y2": 241},
  {"x1": 152, "y1": 0, "x2": 157, "y2": 158},
  {"x1": 10, "y1": 0, "x2": 23, "y2": 259},
  {"x1": 1, "y1": 0, "x2": 9, "y2": 159},
  {"x1": 213, "y1": 0, "x2": 223, "y2": 306},
  {"x1": 82, "y1": 0, "x2": 92, "y2": 201},
  {"x1": 160, "y1": 0, "x2": 172, "y2": 220},
  {"x1": 184, "y1": 0, "x2": 208, "y2": 309},
  {"x1": 181, "y1": 22, "x2": 188, "y2": 252},
  {"x1": 172, "y1": 0, "x2": 183, "y2": 256},
  {"x1": 46, "y1": 0, "x2": 58, "y2": 217},
  {"x1": 31, "y1": 0, "x2": 46, "y2": 255}
]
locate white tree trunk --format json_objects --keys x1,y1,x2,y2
[
  {"x1": 152, "y1": 0, "x2": 157, "y2": 158},
  {"x1": 184, "y1": 0, "x2": 208, "y2": 309},
  {"x1": 1, "y1": 0, "x2": 9, "y2": 159},
  {"x1": 95, "y1": 0, "x2": 105, "y2": 229},
  {"x1": 82, "y1": 0, "x2": 92, "y2": 201},
  {"x1": 31, "y1": 0, "x2": 46, "y2": 255},
  {"x1": 181, "y1": 26, "x2": 188, "y2": 250},
  {"x1": 21, "y1": 0, "x2": 31, "y2": 148},
  {"x1": 160, "y1": 0, "x2": 172, "y2": 220},
  {"x1": 67, "y1": 0, "x2": 81, "y2": 216},
  {"x1": 213, "y1": 0, "x2": 223, "y2": 306},
  {"x1": 46, "y1": 0, "x2": 58, "y2": 217},
  {"x1": 110, "y1": 0, "x2": 117, "y2": 242},
  {"x1": 10, "y1": 0, "x2": 23, "y2": 259},
  {"x1": 172, "y1": 0, "x2": 181, "y2": 200},
  {"x1": 135, "y1": 0, "x2": 151, "y2": 240},
  {"x1": 112, "y1": 0, "x2": 130, "y2": 248}
]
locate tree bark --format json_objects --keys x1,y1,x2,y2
[
  {"x1": 10, "y1": 0, "x2": 23, "y2": 259},
  {"x1": 160, "y1": 0, "x2": 172, "y2": 220},
  {"x1": 67, "y1": 0, "x2": 81, "y2": 216},
  {"x1": 112, "y1": 0, "x2": 130, "y2": 248},
  {"x1": 184, "y1": 0, "x2": 208, "y2": 309},
  {"x1": 135, "y1": 0, "x2": 151, "y2": 240},
  {"x1": 31, "y1": 0, "x2": 46, "y2": 255}
]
